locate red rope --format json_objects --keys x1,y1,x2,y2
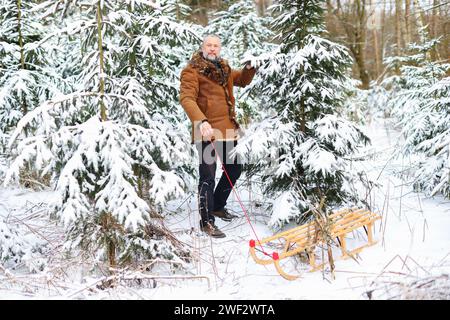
[{"x1": 209, "y1": 140, "x2": 272, "y2": 258}]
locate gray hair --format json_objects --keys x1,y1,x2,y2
[{"x1": 202, "y1": 34, "x2": 221, "y2": 45}]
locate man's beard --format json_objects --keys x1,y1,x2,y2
[{"x1": 202, "y1": 52, "x2": 220, "y2": 61}]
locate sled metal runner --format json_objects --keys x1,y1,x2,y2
[{"x1": 249, "y1": 208, "x2": 382, "y2": 280}]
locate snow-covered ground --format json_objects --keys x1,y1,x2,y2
[{"x1": 1, "y1": 119, "x2": 449, "y2": 299}]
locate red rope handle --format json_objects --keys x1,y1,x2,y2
[{"x1": 209, "y1": 140, "x2": 275, "y2": 259}]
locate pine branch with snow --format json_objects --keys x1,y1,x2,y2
[
  {"x1": 0, "y1": 216, "x2": 27, "y2": 268},
  {"x1": 0, "y1": 0, "x2": 64, "y2": 136}
]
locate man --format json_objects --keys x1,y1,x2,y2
[{"x1": 179, "y1": 34, "x2": 256, "y2": 238}]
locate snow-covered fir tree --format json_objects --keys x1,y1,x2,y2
[
  {"x1": 0, "y1": 214, "x2": 48, "y2": 272},
  {"x1": 204, "y1": 0, "x2": 275, "y2": 126},
  {"x1": 0, "y1": 216, "x2": 26, "y2": 268},
  {"x1": 159, "y1": 0, "x2": 192, "y2": 21},
  {"x1": 338, "y1": 78, "x2": 371, "y2": 124},
  {"x1": 236, "y1": 0, "x2": 370, "y2": 228},
  {"x1": 5, "y1": 0, "x2": 200, "y2": 268},
  {"x1": 383, "y1": 38, "x2": 450, "y2": 198},
  {"x1": 0, "y1": 0, "x2": 60, "y2": 148},
  {"x1": 205, "y1": 0, "x2": 274, "y2": 65}
]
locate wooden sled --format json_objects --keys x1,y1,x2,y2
[{"x1": 249, "y1": 207, "x2": 381, "y2": 280}]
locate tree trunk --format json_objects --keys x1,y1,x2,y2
[
  {"x1": 441, "y1": 2, "x2": 450, "y2": 63},
  {"x1": 327, "y1": 0, "x2": 370, "y2": 89},
  {"x1": 256, "y1": 0, "x2": 271, "y2": 16},
  {"x1": 101, "y1": 213, "x2": 117, "y2": 270},
  {"x1": 367, "y1": 0, "x2": 380, "y2": 78},
  {"x1": 395, "y1": 0, "x2": 403, "y2": 57},
  {"x1": 300, "y1": 97, "x2": 306, "y2": 133},
  {"x1": 412, "y1": 0, "x2": 432, "y2": 60},
  {"x1": 404, "y1": 0, "x2": 411, "y2": 46},
  {"x1": 354, "y1": 47, "x2": 370, "y2": 89},
  {"x1": 97, "y1": 1, "x2": 115, "y2": 271},
  {"x1": 96, "y1": 1, "x2": 107, "y2": 121},
  {"x1": 356, "y1": 0, "x2": 369, "y2": 89},
  {"x1": 373, "y1": 27, "x2": 380, "y2": 77},
  {"x1": 431, "y1": 0, "x2": 441, "y2": 60},
  {"x1": 412, "y1": 0, "x2": 427, "y2": 43},
  {"x1": 108, "y1": 237, "x2": 116, "y2": 269},
  {"x1": 16, "y1": 0, "x2": 28, "y2": 118},
  {"x1": 377, "y1": 0, "x2": 387, "y2": 84}
]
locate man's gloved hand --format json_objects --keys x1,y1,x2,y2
[
  {"x1": 241, "y1": 53, "x2": 262, "y2": 70},
  {"x1": 200, "y1": 121, "x2": 214, "y2": 140}
]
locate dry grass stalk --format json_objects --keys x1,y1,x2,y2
[
  {"x1": 365, "y1": 254, "x2": 450, "y2": 299},
  {"x1": 18, "y1": 167, "x2": 51, "y2": 191}
]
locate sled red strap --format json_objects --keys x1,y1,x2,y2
[{"x1": 210, "y1": 140, "x2": 277, "y2": 260}]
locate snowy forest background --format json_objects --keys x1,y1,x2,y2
[{"x1": 0, "y1": 0, "x2": 449, "y2": 300}]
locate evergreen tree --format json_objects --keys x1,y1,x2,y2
[
  {"x1": 384, "y1": 38, "x2": 450, "y2": 198},
  {"x1": 159, "y1": 0, "x2": 192, "y2": 21},
  {"x1": 0, "y1": 0, "x2": 59, "y2": 143},
  {"x1": 205, "y1": 0, "x2": 273, "y2": 64},
  {"x1": 5, "y1": 0, "x2": 200, "y2": 268},
  {"x1": 339, "y1": 79, "x2": 371, "y2": 125},
  {"x1": 0, "y1": 214, "x2": 48, "y2": 272},
  {"x1": 236, "y1": 0, "x2": 370, "y2": 228},
  {"x1": 0, "y1": 216, "x2": 26, "y2": 267}
]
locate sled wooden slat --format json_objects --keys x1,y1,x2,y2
[
  {"x1": 249, "y1": 207, "x2": 381, "y2": 280},
  {"x1": 258, "y1": 208, "x2": 355, "y2": 243}
]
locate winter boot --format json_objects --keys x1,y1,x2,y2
[
  {"x1": 200, "y1": 221, "x2": 226, "y2": 238},
  {"x1": 211, "y1": 208, "x2": 238, "y2": 222}
]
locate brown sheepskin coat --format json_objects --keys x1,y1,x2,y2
[{"x1": 179, "y1": 50, "x2": 256, "y2": 142}]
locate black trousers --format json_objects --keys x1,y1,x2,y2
[{"x1": 196, "y1": 140, "x2": 242, "y2": 225}]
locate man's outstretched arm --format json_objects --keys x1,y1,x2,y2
[{"x1": 232, "y1": 64, "x2": 257, "y2": 88}]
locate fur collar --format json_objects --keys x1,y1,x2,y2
[{"x1": 189, "y1": 50, "x2": 230, "y2": 86}]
